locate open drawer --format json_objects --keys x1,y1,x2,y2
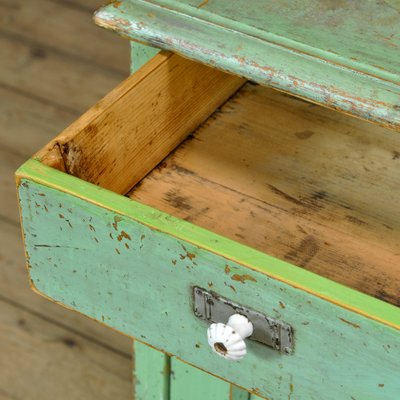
[{"x1": 16, "y1": 52, "x2": 400, "y2": 399}]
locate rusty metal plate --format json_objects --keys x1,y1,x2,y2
[{"x1": 193, "y1": 286, "x2": 294, "y2": 354}]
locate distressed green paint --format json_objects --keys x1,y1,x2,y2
[
  {"x1": 18, "y1": 160, "x2": 400, "y2": 328},
  {"x1": 129, "y1": 39, "x2": 168, "y2": 398},
  {"x1": 170, "y1": 358, "x2": 230, "y2": 399},
  {"x1": 148, "y1": 0, "x2": 400, "y2": 82},
  {"x1": 134, "y1": 341, "x2": 247, "y2": 399},
  {"x1": 17, "y1": 161, "x2": 400, "y2": 399},
  {"x1": 134, "y1": 341, "x2": 169, "y2": 399},
  {"x1": 130, "y1": 41, "x2": 160, "y2": 74},
  {"x1": 231, "y1": 386, "x2": 250, "y2": 400},
  {"x1": 94, "y1": 1, "x2": 400, "y2": 130}
]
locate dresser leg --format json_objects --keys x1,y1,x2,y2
[
  {"x1": 132, "y1": 340, "x2": 251, "y2": 399},
  {"x1": 133, "y1": 340, "x2": 170, "y2": 399}
]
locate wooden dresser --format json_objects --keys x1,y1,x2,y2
[{"x1": 16, "y1": 1, "x2": 400, "y2": 399}]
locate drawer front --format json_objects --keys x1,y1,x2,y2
[{"x1": 17, "y1": 163, "x2": 400, "y2": 400}]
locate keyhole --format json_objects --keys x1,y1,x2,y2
[{"x1": 214, "y1": 342, "x2": 228, "y2": 355}]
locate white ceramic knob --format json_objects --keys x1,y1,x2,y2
[{"x1": 207, "y1": 314, "x2": 253, "y2": 361}]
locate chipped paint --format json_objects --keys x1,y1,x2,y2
[
  {"x1": 231, "y1": 273, "x2": 257, "y2": 283},
  {"x1": 117, "y1": 230, "x2": 131, "y2": 241},
  {"x1": 339, "y1": 317, "x2": 361, "y2": 329},
  {"x1": 197, "y1": 0, "x2": 208, "y2": 8},
  {"x1": 94, "y1": 1, "x2": 400, "y2": 130},
  {"x1": 17, "y1": 171, "x2": 400, "y2": 399},
  {"x1": 112, "y1": 215, "x2": 122, "y2": 230}
]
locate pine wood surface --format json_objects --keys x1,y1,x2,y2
[
  {"x1": 128, "y1": 82, "x2": 400, "y2": 306},
  {"x1": 0, "y1": 0, "x2": 133, "y2": 398},
  {"x1": 37, "y1": 52, "x2": 244, "y2": 194}
]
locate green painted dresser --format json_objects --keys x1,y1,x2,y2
[{"x1": 16, "y1": 1, "x2": 400, "y2": 399}]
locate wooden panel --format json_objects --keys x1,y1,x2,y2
[
  {"x1": 133, "y1": 341, "x2": 169, "y2": 399},
  {"x1": 0, "y1": 0, "x2": 129, "y2": 74},
  {"x1": 53, "y1": 0, "x2": 105, "y2": 11},
  {"x1": 170, "y1": 358, "x2": 230, "y2": 400},
  {"x1": 1, "y1": 146, "x2": 27, "y2": 224},
  {"x1": 0, "y1": 13, "x2": 132, "y2": 356},
  {"x1": 0, "y1": 0, "x2": 134, "y2": 397},
  {"x1": 0, "y1": 82, "x2": 78, "y2": 225},
  {"x1": 16, "y1": 168, "x2": 400, "y2": 399},
  {"x1": 95, "y1": 1, "x2": 400, "y2": 129},
  {"x1": 0, "y1": 86, "x2": 77, "y2": 158},
  {"x1": 0, "y1": 300, "x2": 132, "y2": 399},
  {"x1": 37, "y1": 52, "x2": 244, "y2": 194},
  {"x1": 129, "y1": 82, "x2": 400, "y2": 306},
  {"x1": 0, "y1": 34, "x2": 124, "y2": 114}
]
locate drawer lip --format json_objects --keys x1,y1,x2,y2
[
  {"x1": 95, "y1": 1, "x2": 400, "y2": 131},
  {"x1": 16, "y1": 158, "x2": 400, "y2": 330}
]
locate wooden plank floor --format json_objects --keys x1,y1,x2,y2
[{"x1": 0, "y1": 0, "x2": 133, "y2": 398}]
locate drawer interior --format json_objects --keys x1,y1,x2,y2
[{"x1": 36, "y1": 52, "x2": 400, "y2": 307}]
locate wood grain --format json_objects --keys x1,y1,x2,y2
[
  {"x1": 0, "y1": 0, "x2": 133, "y2": 397},
  {"x1": 0, "y1": 300, "x2": 132, "y2": 399},
  {"x1": 0, "y1": 33, "x2": 125, "y2": 113},
  {"x1": 129, "y1": 83, "x2": 400, "y2": 305},
  {"x1": 51, "y1": 0, "x2": 105, "y2": 12},
  {"x1": 0, "y1": 85, "x2": 77, "y2": 158},
  {"x1": 0, "y1": 0, "x2": 129, "y2": 74},
  {"x1": 37, "y1": 52, "x2": 245, "y2": 194},
  {"x1": 0, "y1": 83, "x2": 79, "y2": 225},
  {"x1": 1, "y1": 146, "x2": 26, "y2": 224}
]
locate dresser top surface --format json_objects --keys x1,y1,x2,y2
[
  {"x1": 95, "y1": 0, "x2": 400, "y2": 129},
  {"x1": 149, "y1": 0, "x2": 400, "y2": 80}
]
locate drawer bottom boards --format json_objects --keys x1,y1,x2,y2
[
  {"x1": 128, "y1": 81, "x2": 400, "y2": 305},
  {"x1": 17, "y1": 53, "x2": 400, "y2": 400}
]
